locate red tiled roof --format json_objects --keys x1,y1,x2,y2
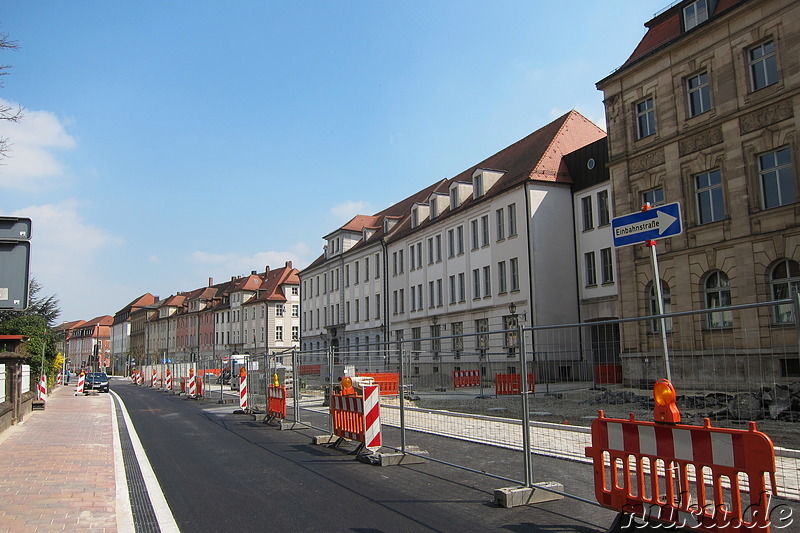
[{"x1": 615, "y1": 0, "x2": 747, "y2": 71}]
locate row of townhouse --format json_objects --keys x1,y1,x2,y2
[
  {"x1": 54, "y1": 316, "x2": 113, "y2": 372},
  {"x1": 109, "y1": 262, "x2": 300, "y2": 373},
  {"x1": 300, "y1": 0, "x2": 800, "y2": 386}
]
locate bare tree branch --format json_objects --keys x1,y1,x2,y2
[{"x1": 0, "y1": 32, "x2": 22, "y2": 160}]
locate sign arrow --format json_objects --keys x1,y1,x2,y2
[
  {"x1": 611, "y1": 202, "x2": 683, "y2": 248},
  {"x1": 614, "y1": 210, "x2": 677, "y2": 240}
]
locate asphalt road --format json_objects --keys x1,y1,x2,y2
[{"x1": 110, "y1": 378, "x2": 653, "y2": 532}]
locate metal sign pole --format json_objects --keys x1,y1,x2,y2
[{"x1": 647, "y1": 241, "x2": 672, "y2": 382}]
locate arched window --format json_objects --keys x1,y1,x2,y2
[
  {"x1": 771, "y1": 259, "x2": 800, "y2": 324},
  {"x1": 648, "y1": 281, "x2": 673, "y2": 333},
  {"x1": 704, "y1": 271, "x2": 732, "y2": 328}
]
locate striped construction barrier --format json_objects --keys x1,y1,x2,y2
[
  {"x1": 356, "y1": 373, "x2": 399, "y2": 396},
  {"x1": 151, "y1": 368, "x2": 158, "y2": 388},
  {"x1": 56, "y1": 371, "x2": 62, "y2": 386},
  {"x1": 495, "y1": 373, "x2": 536, "y2": 395},
  {"x1": 165, "y1": 368, "x2": 172, "y2": 391},
  {"x1": 137, "y1": 371, "x2": 143, "y2": 386},
  {"x1": 330, "y1": 384, "x2": 381, "y2": 452},
  {"x1": 37, "y1": 374, "x2": 47, "y2": 403},
  {"x1": 585, "y1": 380, "x2": 778, "y2": 531},
  {"x1": 452, "y1": 369, "x2": 480, "y2": 388},
  {"x1": 239, "y1": 368, "x2": 248, "y2": 410},
  {"x1": 188, "y1": 369, "x2": 197, "y2": 398},
  {"x1": 75, "y1": 371, "x2": 85, "y2": 395}
]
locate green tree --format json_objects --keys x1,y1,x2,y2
[{"x1": 0, "y1": 279, "x2": 61, "y2": 375}]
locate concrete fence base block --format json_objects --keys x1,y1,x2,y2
[
  {"x1": 376, "y1": 448, "x2": 429, "y2": 466},
  {"x1": 493, "y1": 482, "x2": 564, "y2": 508},
  {"x1": 278, "y1": 420, "x2": 307, "y2": 431},
  {"x1": 313, "y1": 434, "x2": 339, "y2": 445}
]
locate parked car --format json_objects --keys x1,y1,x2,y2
[{"x1": 84, "y1": 372, "x2": 109, "y2": 393}]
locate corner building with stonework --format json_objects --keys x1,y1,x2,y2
[{"x1": 597, "y1": 0, "x2": 800, "y2": 386}]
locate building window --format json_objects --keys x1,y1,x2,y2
[
  {"x1": 435, "y1": 234, "x2": 442, "y2": 262},
  {"x1": 456, "y1": 225, "x2": 464, "y2": 254},
  {"x1": 392, "y1": 291, "x2": 398, "y2": 314},
  {"x1": 449, "y1": 275, "x2": 456, "y2": 304},
  {"x1": 345, "y1": 264, "x2": 350, "y2": 286},
  {"x1": 399, "y1": 288, "x2": 404, "y2": 313},
  {"x1": 498, "y1": 261, "x2": 507, "y2": 294},
  {"x1": 687, "y1": 71, "x2": 711, "y2": 117},
  {"x1": 474, "y1": 174, "x2": 484, "y2": 197},
  {"x1": 416, "y1": 243, "x2": 422, "y2": 269},
  {"x1": 416, "y1": 284, "x2": 423, "y2": 311},
  {"x1": 695, "y1": 169, "x2": 725, "y2": 224},
  {"x1": 581, "y1": 196, "x2": 594, "y2": 231},
  {"x1": 472, "y1": 269, "x2": 481, "y2": 299},
  {"x1": 355, "y1": 261, "x2": 360, "y2": 283},
  {"x1": 365, "y1": 298, "x2": 370, "y2": 320},
  {"x1": 276, "y1": 326, "x2": 283, "y2": 341},
  {"x1": 458, "y1": 272, "x2": 466, "y2": 302},
  {"x1": 759, "y1": 148, "x2": 795, "y2": 209},
  {"x1": 496, "y1": 208, "x2": 505, "y2": 240},
  {"x1": 276, "y1": 304, "x2": 284, "y2": 317},
  {"x1": 597, "y1": 190, "x2": 610, "y2": 226},
  {"x1": 412, "y1": 327, "x2": 422, "y2": 354},
  {"x1": 481, "y1": 215, "x2": 490, "y2": 246},
  {"x1": 448, "y1": 229, "x2": 455, "y2": 258},
  {"x1": 704, "y1": 271, "x2": 732, "y2": 329},
  {"x1": 364, "y1": 257, "x2": 369, "y2": 281},
  {"x1": 292, "y1": 305, "x2": 299, "y2": 317},
  {"x1": 291, "y1": 326, "x2": 299, "y2": 341},
  {"x1": 483, "y1": 266, "x2": 491, "y2": 297},
  {"x1": 749, "y1": 40, "x2": 778, "y2": 92},
  {"x1": 427, "y1": 238, "x2": 434, "y2": 265},
  {"x1": 392, "y1": 252, "x2": 397, "y2": 276},
  {"x1": 510, "y1": 258, "x2": 519, "y2": 291},
  {"x1": 436, "y1": 279, "x2": 443, "y2": 307},
  {"x1": 683, "y1": 0, "x2": 708, "y2": 31},
  {"x1": 428, "y1": 281, "x2": 435, "y2": 309},
  {"x1": 411, "y1": 208, "x2": 419, "y2": 228},
  {"x1": 410, "y1": 286, "x2": 416, "y2": 311},
  {"x1": 636, "y1": 97, "x2": 656, "y2": 139},
  {"x1": 601, "y1": 248, "x2": 614, "y2": 284},
  {"x1": 584, "y1": 252, "x2": 597, "y2": 287},
  {"x1": 642, "y1": 187, "x2": 665, "y2": 207},
  {"x1": 508, "y1": 203, "x2": 517, "y2": 236},
  {"x1": 430, "y1": 324, "x2": 441, "y2": 355},
  {"x1": 450, "y1": 188, "x2": 458, "y2": 211},
  {"x1": 648, "y1": 281, "x2": 673, "y2": 333},
  {"x1": 375, "y1": 254, "x2": 380, "y2": 278},
  {"x1": 771, "y1": 259, "x2": 800, "y2": 324},
  {"x1": 471, "y1": 220, "x2": 479, "y2": 250},
  {"x1": 399, "y1": 250, "x2": 404, "y2": 273}
]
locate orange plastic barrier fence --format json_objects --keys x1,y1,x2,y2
[
  {"x1": 268, "y1": 385, "x2": 287, "y2": 420},
  {"x1": 357, "y1": 372, "x2": 399, "y2": 396},
  {"x1": 299, "y1": 364, "x2": 322, "y2": 375},
  {"x1": 494, "y1": 373, "x2": 536, "y2": 395},
  {"x1": 585, "y1": 411, "x2": 777, "y2": 532},
  {"x1": 452, "y1": 369, "x2": 480, "y2": 388},
  {"x1": 330, "y1": 385, "x2": 382, "y2": 451}
]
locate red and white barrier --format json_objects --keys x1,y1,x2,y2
[
  {"x1": 75, "y1": 372, "x2": 85, "y2": 395},
  {"x1": 165, "y1": 368, "x2": 172, "y2": 391},
  {"x1": 239, "y1": 370, "x2": 248, "y2": 410},
  {"x1": 151, "y1": 369, "x2": 158, "y2": 388},
  {"x1": 267, "y1": 385, "x2": 287, "y2": 420},
  {"x1": 188, "y1": 370, "x2": 197, "y2": 398},
  {"x1": 37, "y1": 374, "x2": 47, "y2": 403},
  {"x1": 56, "y1": 371, "x2": 62, "y2": 386},
  {"x1": 331, "y1": 385, "x2": 382, "y2": 451}
]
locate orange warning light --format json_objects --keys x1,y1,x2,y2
[
  {"x1": 653, "y1": 378, "x2": 680, "y2": 424},
  {"x1": 272, "y1": 373, "x2": 280, "y2": 387},
  {"x1": 239, "y1": 366, "x2": 247, "y2": 378},
  {"x1": 341, "y1": 376, "x2": 352, "y2": 389}
]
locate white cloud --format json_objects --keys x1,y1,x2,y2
[
  {"x1": 5, "y1": 200, "x2": 124, "y2": 320},
  {"x1": 188, "y1": 247, "x2": 308, "y2": 277},
  {"x1": 331, "y1": 200, "x2": 368, "y2": 221},
  {"x1": 0, "y1": 99, "x2": 76, "y2": 192},
  {"x1": 148, "y1": 255, "x2": 161, "y2": 263}
]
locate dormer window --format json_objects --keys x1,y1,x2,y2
[
  {"x1": 411, "y1": 207, "x2": 419, "y2": 228},
  {"x1": 450, "y1": 188, "x2": 458, "y2": 210},
  {"x1": 473, "y1": 174, "x2": 484, "y2": 198},
  {"x1": 430, "y1": 198, "x2": 438, "y2": 219},
  {"x1": 683, "y1": 0, "x2": 708, "y2": 31}
]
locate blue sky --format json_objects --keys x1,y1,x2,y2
[{"x1": 1, "y1": 1, "x2": 667, "y2": 322}]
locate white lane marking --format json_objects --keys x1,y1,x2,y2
[{"x1": 111, "y1": 389, "x2": 181, "y2": 533}]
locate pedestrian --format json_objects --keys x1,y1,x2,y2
[{"x1": 65, "y1": 369, "x2": 71, "y2": 384}]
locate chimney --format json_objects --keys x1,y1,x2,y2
[
  {"x1": 251, "y1": 270, "x2": 257, "y2": 275},
  {"x1": 208, "y1": 277, "x2": 213, "y2": 287},
  {"x1": 231, "y1": 276, "x2": 236, "y2": 282},
  {"x1": 264, "y1": 266, "x2": 270, "y2": 276},
  {"x1": 285, "y1": 260, "x2": 292, "y2": 269}
]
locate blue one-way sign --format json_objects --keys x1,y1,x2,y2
[{"x1": 612, "y1": 202, "x2": 682, "y2": 247}]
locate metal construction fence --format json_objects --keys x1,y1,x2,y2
[{"x1": 135, "y1": 298, "x2": 800, "y2": 506}]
